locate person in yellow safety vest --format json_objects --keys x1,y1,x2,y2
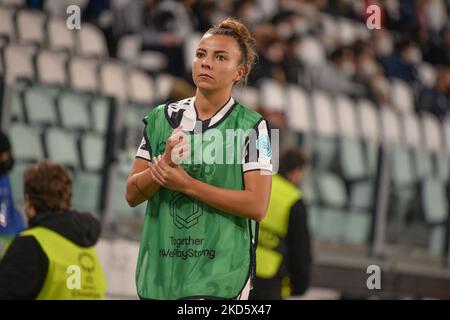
[
  {"x1": 0, "y1": 160, "x2": 107, "y2": 299},
  {"x1": 249, "y1": 147, "x2": 312, "y2": 300}
]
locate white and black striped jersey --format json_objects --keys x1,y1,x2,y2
[{"x1": 135, "y1": 96, "x2": 272, "y2": 173}]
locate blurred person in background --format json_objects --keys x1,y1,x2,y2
[
  {"x1": 0, "y1": 161, "x2": 106, "y2": 300},
  {"x1": 315, "y1": 46, "x2": 367, "y2": 98},
  {"x1": 416, "y1": 66, "x2": 450, "y2": 120},
  {"x1": 381, "y1": 39, "x2": 420, "y2": 84},
  {"x1": 126, "y1": 18, "x2": 272, "y2": 300},
  {"x1": 250, "y1": 147, "x2": 312, "y2": 300},
  {"x1": 0, "y1": 131, "x2": 25, "y2": 261}
]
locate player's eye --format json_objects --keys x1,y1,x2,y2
[
  {"x1": 196, "y1": 51, "x2": 205, "y2": 58},
  {"x1": 216, "y1": 55, "x2": 226, "y2": 61}
]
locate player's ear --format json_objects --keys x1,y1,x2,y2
[{"x1": 234, "y1": 64, "x2": 245, "y2": 83}]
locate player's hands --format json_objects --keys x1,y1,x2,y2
[
  {"x1": 163, "y1": 125, "x2": 190, "y2": 167},
  {"x1": 150, "y1": 155, "x2": 192, "y2": 192}
]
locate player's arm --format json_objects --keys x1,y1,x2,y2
[
  {"x1": 184, "y1": 170, "x2": 272, "y2": 222},
  {"x1": 126, "y1": 126, "x2": 185, "y2": 207},
  {"x1": 125, "y1": 158, "x2": 161, "y2": 207}
]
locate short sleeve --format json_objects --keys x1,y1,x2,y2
[
  {"x1": 242, "y1": 119, "x2": 273, "y2": 173},
  {"x1": 135, "y1": 137, "x2": 151, "y2": 161}
]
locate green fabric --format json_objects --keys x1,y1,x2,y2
[
  {"x1": 136, "y1": 102, "x2": 264, "y2": 299},
  {"x1": 256, "y1": 174, "x2": 301, "y2": 279},
  {"x1": 20, "y1": 227, "x2": 107, "y2": 300}
]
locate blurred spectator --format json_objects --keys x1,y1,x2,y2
[
  {"x1": 423, "y1": 25, "x2": 450, "y2": 67},
  {"x1": 140, "y1": 0, "x2": 199, "y2": 76},
  {"x1": 353, "y1": 40, "x2": 391, "y2": 106},
  {"x1": 381, "y1": 40, "x2": 420, "y2": 83},
  {"x1": 0, "y1": 131, "x2": 25, "y2": 260},
  {"x1": 249, "y1": 25, "x2": 288, "y2": 85},
  {"x1": 416, "y1": 67, "x2": 450, "y2": 119},
  {"x1": 250, "y1": 148, "x2": 312, "y2": 300},
  {"x1": 315, "y1": 46, "x2": 366, "y2": 98},
  {"x1": 283, "y1": 34, "x2": 305, "y2": 85},
  {"x1": 0, "y1": 161, "x2": 106, "y2": 299}
]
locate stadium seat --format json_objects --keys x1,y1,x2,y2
[
  {"x1": 413, "y1": 149, "x2": 434, "y2": 181},
  {"x1": 336, "y1": 95, "x2": 368, "y2": 181},
  {"x1": 127, "y1": 69, "x2": 155, "y2": 105},
  {"x1": 47, "y1": 18, "x2": 76, "y2": 53},
  {"x1": 308, "y1": 206, "x2": 321, "y2": 236},
  {"x1": 343, "y1": 211, "x2": 371, "y2": 245},
  {"x1": 435, "y1": 153, "x2": 449, "y2": 182},
  {"x1": 339, "y1": 137, "x2": 367, "y2": 181},
  {"x1": 77, "y1": 23, "x2": 108, "y2": 57},
  {"x1": 0, "y1": 7, "x2": 16, "y2": 42},
  {"x1": 232, "y1": 85, "x2": 259, "y2": 110},
  {"x1": 9, "y1": 79, "x2": 28, "y2": 122},
  {"x1": 402, "y1": 113, "x2": 434, "y2": 181},
  {"x1": 45, "y1": 128, "x2": 80, "y2": 168},
  {"x1": 315, "y1": 171, "x2": 347, "y2": 208},
  {"x1": 69, "y1": 56, "x2": 99, "y2": 92},
  {"x1": 9, "y1": 161, "x2": 28, "y2": 203},
  {"x1": 113, "y1": 173, "x2": 141, "y2": 218},
  {"x1": 300, "y1": 173, "x2": 317, "y2": 205},
  {"x1": 441, "y1": 117, "x2": 450, "y2": 154},
  {"x1": 380, "y1": 107, "x2": 402, "y2": 145},
  {"x1": 422, "y1": 113, "x2": 443, "y2": 153},
  {"x1": 37, "y1": 50, "x2": 69, "y2": 86},
  {"x1": 154, "y1": 73, "x2": 173, "y2": 102},
  {"x1": 183, "y1": 32, "x2": 202, "y2": 73},
  {"x1": 349, "y1": 181, "x2": 374, "y2": 211},
  {"x1": 390, "y1": 79, "x2": 414, "y2": 114},
  {"x1": 80, "y1": 132, "x2": 106, "y2": 172},
  {"x1": 403, "y1": 113, "x2": 422, "y2": 148},
  {"x1": 421, "y1": 178, "x2": 448, "y2": 224},
  {"x1": 4, "y1": 44, "x2": 35, "y2": 84},
  {"x1": 285, "y1": 85, "x2": 311, "y2": 133},
  {"x1": 357, "y1": 99, "x2": 380, "y2": 176},
  {"x1": 10, "y1": 123, "x2": 44, "y2": 161},
  {"x1": 23, "y1": 85, "x2": 59, "y2": 125},
  {"x1": 58, "y1": 91, "x2": 91, "y2": 131},
  {"x1": 316, "y1": 208, "x2": 346, "y2": 242},
  {"x1": 72, "y1": 171, "x2": 102, "y2": 212},
  {"x1": 16, "y1": 9, "x2": 46, "y2": 45},
  {"x1": 92, "y1": 95, "x2": 112, "y2": 134},
  {"x1": 311, "y1": 91, "x2": 337, "y2": 170},
  {"x1": 336, "y1": 95, "x2": 358, "y2": 139},
  {"x1": 259, "y1": 79, "x2": 285, "y2": 112},
  {"x1": 117, "y1": 34, "x2": 141, "y2": 63},
  {"x1": 100, "y1": 60, "x2": 127, "y2": 101},
  {"x1": 428, "y1": 225, "x2": 446, "y2": 257}
]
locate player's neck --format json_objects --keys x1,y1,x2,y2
[{"x1": 195, "y1": 88, "x2": 231, "y2": 121}]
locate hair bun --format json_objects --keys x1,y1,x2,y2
[{"x1": 209, "y1": 18, "x2": 257, "y2": 81}]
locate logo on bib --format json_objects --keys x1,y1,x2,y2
[{"x1": 170, "y1": 193, "x2": 203, "y2": 229}]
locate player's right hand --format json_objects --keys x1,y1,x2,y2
[{"x1": 163, "y1": 125, "x2": 190, "y2": 167}]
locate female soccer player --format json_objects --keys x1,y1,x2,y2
[{"x1": 126, "y1": 18, "x2": 272, "y2": 300}]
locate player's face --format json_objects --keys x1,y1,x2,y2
[{"x1": 192, "y1": 34, "x2": 245, "y2": 92}]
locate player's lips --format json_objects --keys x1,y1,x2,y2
[{"x1": 198, "y1": 73, "x2": 214, "y2": 80}]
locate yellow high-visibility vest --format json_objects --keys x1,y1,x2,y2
[
  {"x1": 19, "y1": 227, "x2": 107, "y2": 300},
  {"x1": 256, "y1": 174, "x2": 301, "y2": 279}
]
